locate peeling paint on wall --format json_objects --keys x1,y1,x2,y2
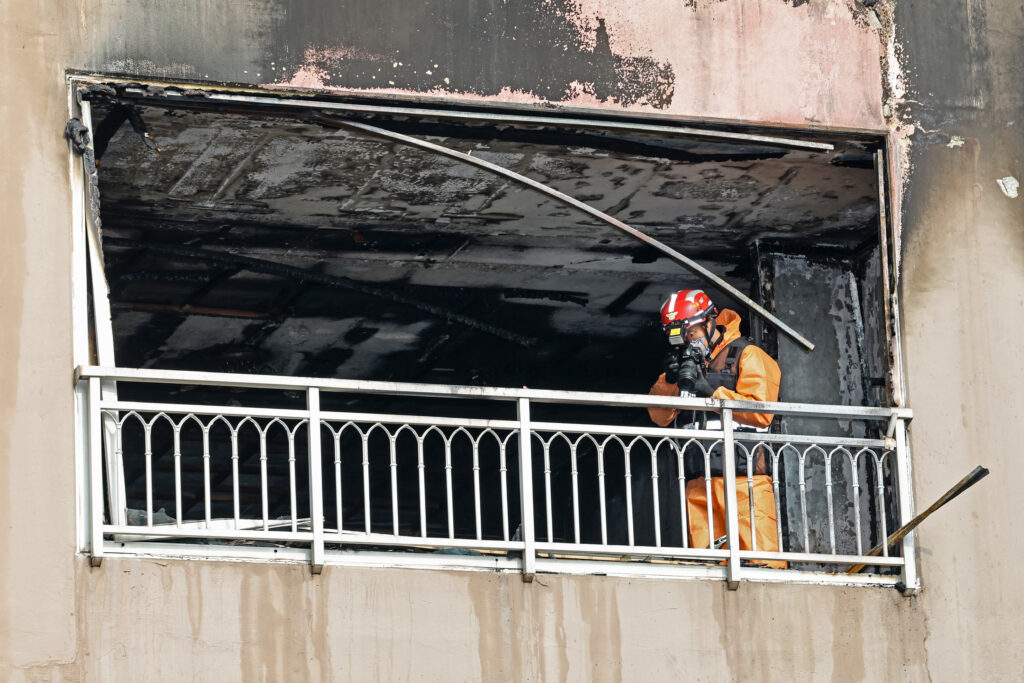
[{"x1": 996, "y1": 176, "x2": 1019, "y2": 198}]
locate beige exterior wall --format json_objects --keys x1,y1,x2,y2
[{"x1": 2, "y1": 1, "x2": 1022, "y2": 680}]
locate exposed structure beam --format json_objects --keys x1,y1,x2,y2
[
  {"x1": 103, "y1": 237, "x2": 539, "y2": 347},
  {"x1": 311, "y1": 113, "x2": 816, "y2": 351}
]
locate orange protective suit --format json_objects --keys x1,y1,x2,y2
[
  {"x1": 686, "y1": 476, "x2": 786, "y2": 569},
  {"x1": 647, "y1": 309, "x2": 785, "y2": 567},
  {"x1": 648, "y1": 309, "x2": 780, "y2": 428}
]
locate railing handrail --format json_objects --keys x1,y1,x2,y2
[{"x1": 76, "y1": 365, "x2": 912, "y2": 421}]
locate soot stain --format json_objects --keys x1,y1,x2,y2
[{"x1": 274, "y1": 1, "x2": 675, "y2": 109}]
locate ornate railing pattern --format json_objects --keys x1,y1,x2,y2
[{"x1": 77, "y1": 366, "x2": 916, "y2": 589}]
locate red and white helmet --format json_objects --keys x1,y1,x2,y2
[{"x1": 660, "y1": 289, "x2": 717, "y2": 328}]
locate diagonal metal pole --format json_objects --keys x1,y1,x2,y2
[
  {"x1": 310, "y1": 113, "x2": 815, "y2": 352},
  {"x1": 847, "y1": 465, "x2": 989, "y2": 575}
]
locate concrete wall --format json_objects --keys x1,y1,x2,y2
[
  {"x1": 2, "y1": 0, "x2": 1023, "y2": 680},
  {"x1": 892, "y1": 0, "x2": 1024, "y2": 677}
]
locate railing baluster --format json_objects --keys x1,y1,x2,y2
[
  {"x1": 445, "y1": 435, "x2": 454, "y2": 540},
  {"x1": 746, "y1": 446, "x2": 756, "y2": 553},
  {"x1": 677, "y1": 441, "x2": 688, "y2": 549},
  {"x1": 721, "y1": 409, "x2": 741, "y2": 590},
  {"x1": 852, "y1": 453, "x2": 863, "y2": 556},
  {"x1": 516, "y1": 398, "x2": 536, "y2": 581},
  {"x1": 361, "y1": 435, "x2": 371, "y2": 534},
  {"x1": 597, "y1": 445, "x2": 608, "y2": 545},
  {"x1": 307, "y1": 388, "x2": 325, "y2": 574},
  {"x1": 473, "y1": 437, "x2": 482, "y2": 542},
  {"x1": 650, "y1": 445, "x2": 661, "y2": 548},
  {"x1": 334, "y1": 433, "x2": 343, "y2": 533},
  {"x1": 624, "y1": 442, "x2": 634, "y2": 548},
  {"x1": 172, "y1": 423, "x2": 182, "y2": 527},
  {"x1": 543, "y1": 440, "x2": 553, "y2": 544},
  {"x1": 772, "y1": 450, "x2": 783, "y2": 552},
  {"x1": 288, "y1": 426, "x2": 298, "y2": 533},
  {"x1": 826, "y1": 451, "x2": 836, "y2": 554},
  {"x1": 417, "y1": 436, "x2": 427, "y2": 539},
  {"x1": 571, "y1": 444, "x2": 580, "y2": 545},
  {"x1": 231, "y1": 428, "x2": 240, "y2": 530},
  {"x1": 799, "y1": 448, "x2": 810, "y2": 552},
  {"x1": 874, "y1": 451, "x2": 889, "y2": 557},
  {"x1": 499, "y1": 438, "x2": 509, "y2": 542},
  {"x1": 202, "y1": 426, "x2": 211, "y2": 528},
  {"x1": 389, "y1": 435, "x2": 399, "y2": 536},
  {"x1": 260, "y1": 429, "x2": 269, "y2": 532},
  {"x1": 704, "y1": 445, "x2": 714, "y2": 549},
  {"x1": 88, "y1": 378, "x2": 104, "y2": 566}
]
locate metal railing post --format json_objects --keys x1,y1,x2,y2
[
  {"x1": 88, "y1": 377, "x2": 104, "y2": 567},
  {"x1": 894, "y1": 417, "x2": 919, "y2": 594},
  {"x1": 307, "y1": 387, "x2": 325, "y2": 574},
  {"x1": 721, "y1": 408, "x2": 741, "y2": 589},
  {"x1": 517, "y1": 397, "x2": 536, "y2": 582}
]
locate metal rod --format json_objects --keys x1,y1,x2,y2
[
  {"x1": 472, "y1": 437, "x2": 482, "y2": 541},
  {"x1": 202, "y1": 428, "x2": 212, "y2": 527},
  {"x1": 651, "y1": 449, "x2": 661, "y2": 548},
  {"x1": 571, "y1": 445, "x2": 581, "y2": 544},
  {"x1": 624, "y1": 444, "x2": 635, "y2": 547},
  {"x1": 851, "y1": 454, "x2": 863, "y2": 555},
  {"x1": 704, "y1": 451, "x2": 714, "y2": 550},
  {"x1": 288, "y1": 430, "x2": 298, "y2": 533},
  {"x1": 721, "y1": 409, "x2": 742, "y2": 589},
  {"x1": 88, "y1": 378, "x2": 104, "y2": 566},
  {"x1": 311, "y1": 114, "x2": 816, "y2": 351},
  {"x1": 746, "y1": 462, "x2": 756, "y2": 553},
  {"x1": 174, "y1": 428, "x2": 184, "y2": 528},
  {"x1": 517, "y1": 398, "x2": 537, "y2": 581},
  {"x1": 772, "y1": 453, "x2": 783, "y2": 551},
  {"x1": 499, "y1": 441, "x2": 509, "y2": 542},
  {"x1": 677, "y1": 442, "x2": 689, "y2": 549},
  {"x1": 389, "y1": 437, "x2": 399, "y2": 536},
  {"x1": 144, "y1": 423, "x2": 153, "y2": 528},
  {"x1": 445, "y1": 437, "x2": 454, "y2": 540},
  {"x1": 307, "y1": 388, "x2": 325, "y2": 573},
  {"x1": 259, "y1": 433, "x2": 269, "y2": 532},
  {"x1": 826, "y1": 452, "x2": 836, "y2": 554},
  {"x1": 848, "y1": 466, "x2": 989, "y2": 575},
  {"x1": 83, "y1": 366, "x2": 911, "y2": 420},
  {"x1": 417, "y1": 438, "x2": 427, "y2": 538},
  {"x1": 799, "y1": 449, "x2": 810, "y2": 552},
  {"x1": 894, "y1": 418, "x2": 918, "y2": 591},
  {"x1": 231, "y1": 431, "x2": 240, "y2": 529},
  {"x1": 193, "y1": 91, "x2": 835, "y2": 152},
  {"x1": 874, "y1": 453, "x2": 889, "y2": 558},
  {"x1": 598, "y1": 446, "x2": 608, "y2": 545},
  {"x1": 361, "y1": 437, "x2": 371, "y2": 534},
  {"x1": 543, "y1": 442, "x2": 553, "y2": 544},
  {"x1": 334, "y1": 435, "x2": 343, "y2": 533}
]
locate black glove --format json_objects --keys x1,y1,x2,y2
[
  {"x1": 662, "y1": 354, "x2": 682, "y2": 384},
  {"x1": 691, "y1": 376, "x2": 714, "y2": 398}
]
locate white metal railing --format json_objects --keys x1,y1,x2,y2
[{"x1": 76, "y1": 365, "x2": 916, "y2": 589}]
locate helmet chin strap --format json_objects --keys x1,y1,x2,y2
[{"x1": 704, "y1": 316, "x2": 723, "y2": 357}]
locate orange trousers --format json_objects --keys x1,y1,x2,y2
[{"x1": 685, "y1": 475, "x2": 786, "y2": 569}]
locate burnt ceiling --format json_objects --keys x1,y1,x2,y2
[{"x1": 92, "y1": 96, "x2": 880, "y2": 394}]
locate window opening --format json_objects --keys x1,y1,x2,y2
[{"x1": 71, "y1": 79, "x2": 913, "y2": 587}]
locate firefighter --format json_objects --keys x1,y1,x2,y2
[{"x1": 648, "y1": 289, "x2": 785, "y2": 567}]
